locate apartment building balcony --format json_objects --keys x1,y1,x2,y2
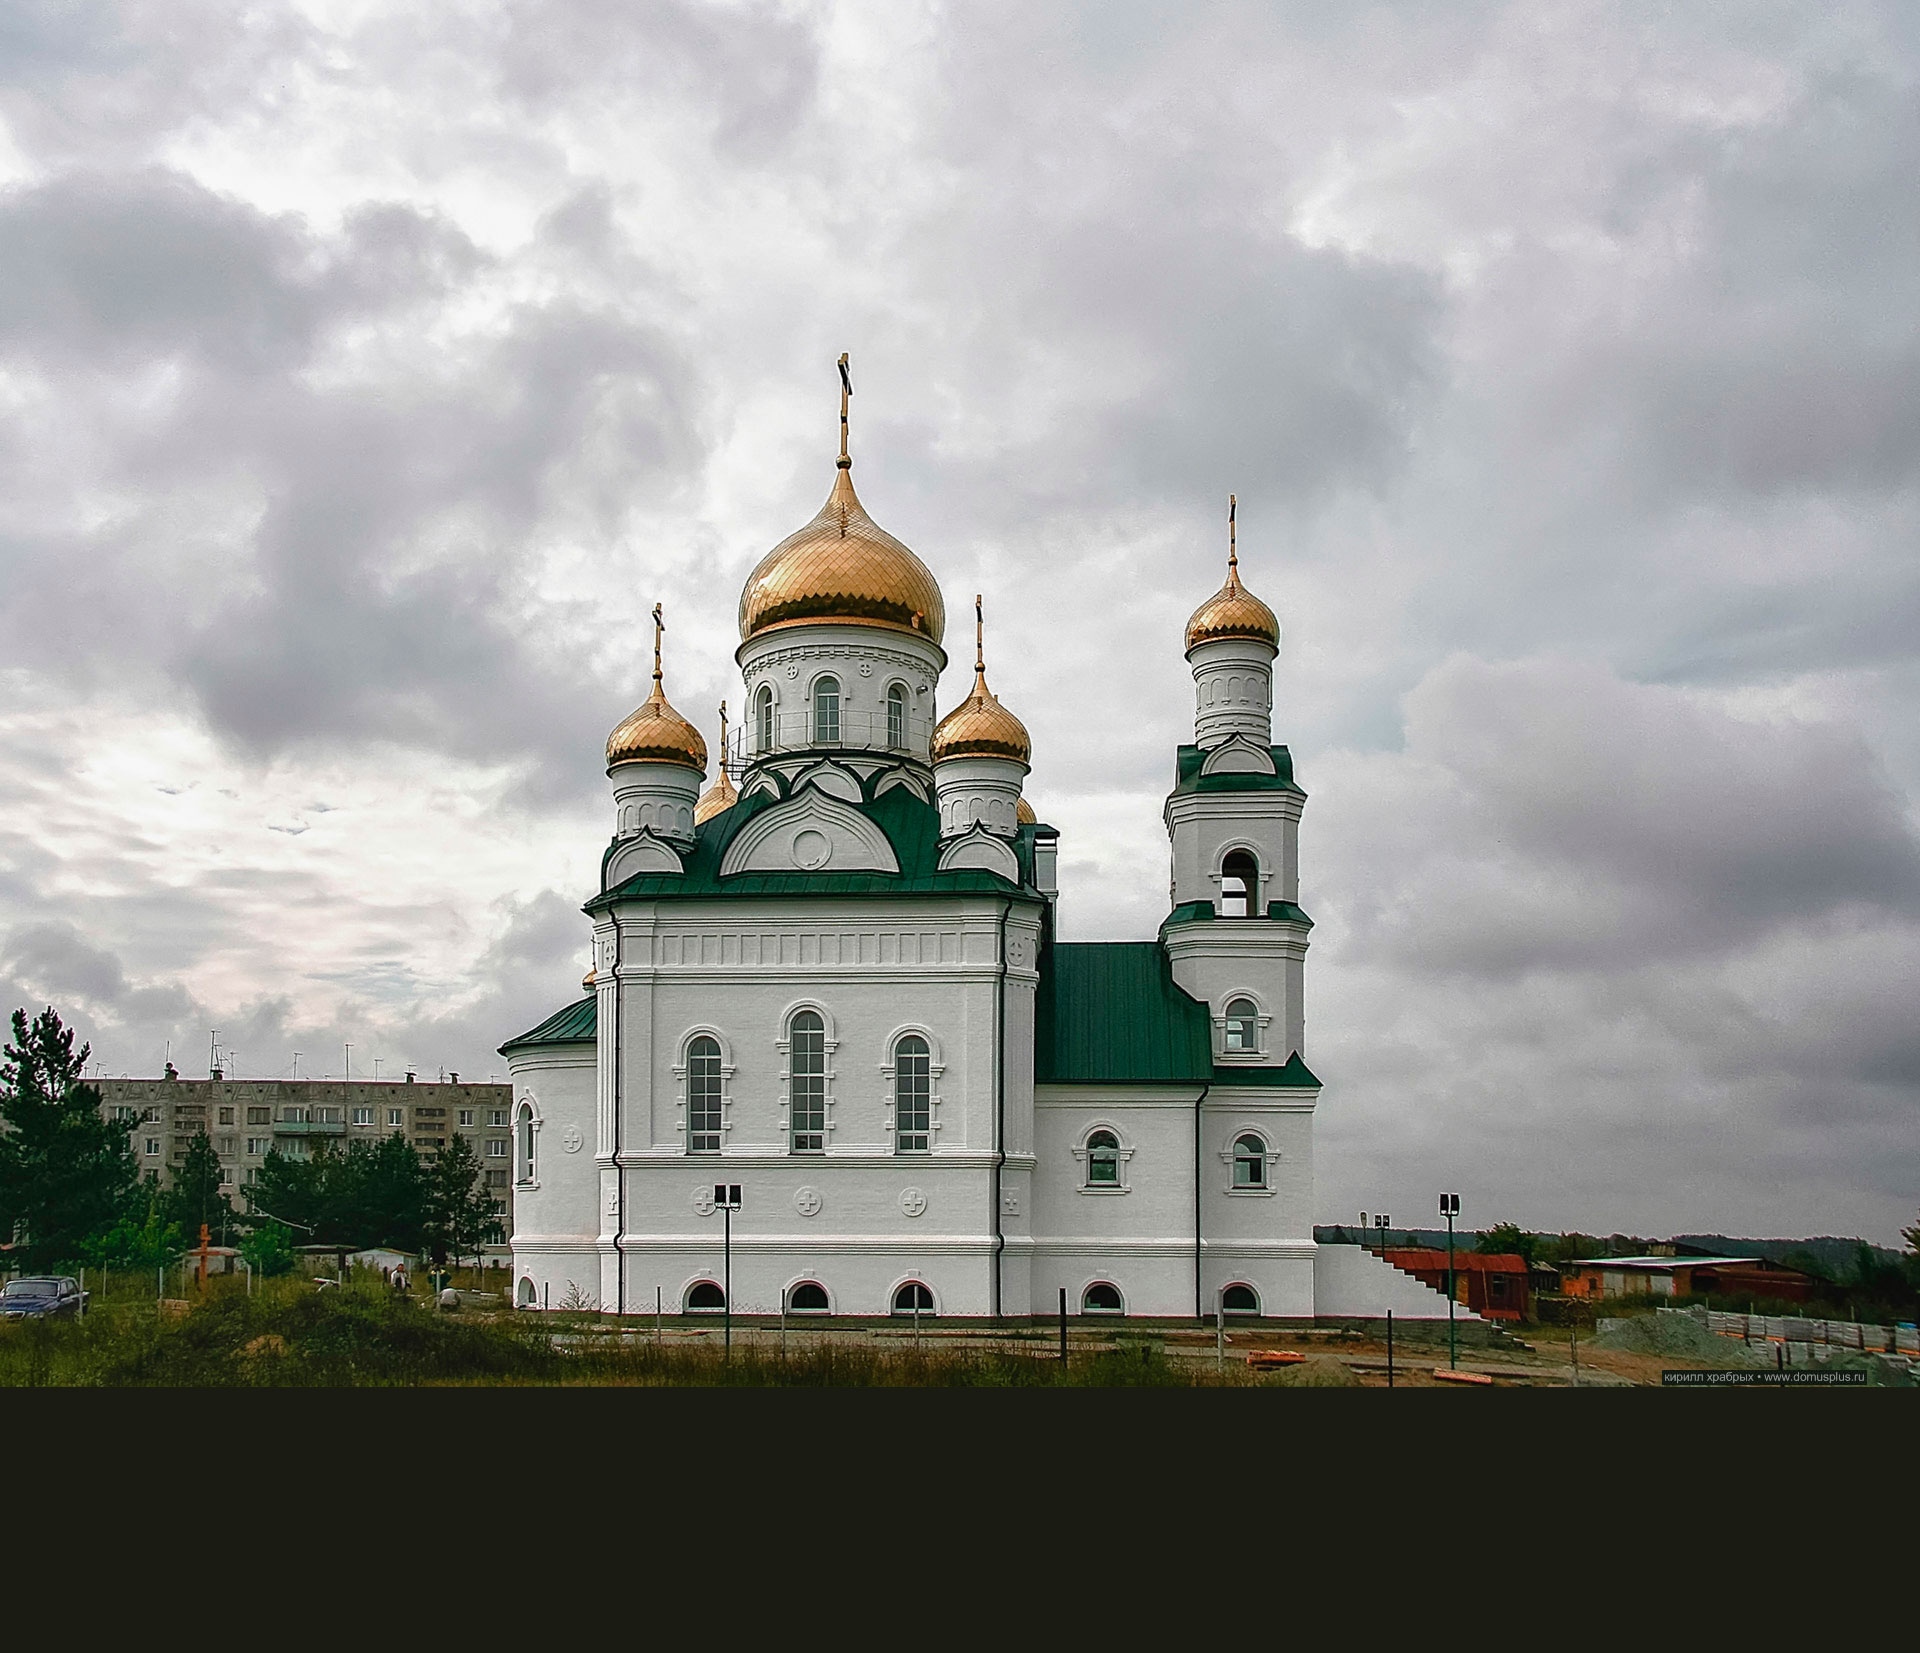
[{"x1": 274, "y1": 1115, "x2": 346, "y2": 1137}]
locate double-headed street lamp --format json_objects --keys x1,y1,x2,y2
[{"x1": 1439, "y1": 1191, "x2": 1461, "y2": 1368}]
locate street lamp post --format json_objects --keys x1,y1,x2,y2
[
  {"x1": 1439, "y1": 1191, "x2": 1461, "y2": 1368},
  {"x1": 1375, "y1": 1213, "x2": 1391, "y2": 1251},
  {"x1": 714, "y1": 1183, "x2": 741, "y2": 1355}
]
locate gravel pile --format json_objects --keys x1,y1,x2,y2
[{"x1": 1589, "y1": 1313, "x2": 1766, "y2": 1366}]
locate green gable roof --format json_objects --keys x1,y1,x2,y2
[
  {"x1": 498, "y1": 995, "x2": 596, "y2": 1056},
  {"x1": 1032, "y1": 941, "x2": 1320, "y2": 1089},
  {"x1": 586, "y1": 781, "x2": 1044, "y2": 913}
]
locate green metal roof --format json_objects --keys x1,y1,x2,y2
[
  {"x1": 1031, "y1": 942, "x2": 1319, "y2": 1088},
  {"x1": 1162, "y1": 899, "x2": 1315, "y2": 928},
  {"x1": 587, "y1": 781, "x2": 1044, "y2": 913},
  {"x1": 498, "y1": 996, "x2": 596, "y2": 1056},
  {"x1": 1169, "y1": 744, "x2": 1306, "y2": 798}
]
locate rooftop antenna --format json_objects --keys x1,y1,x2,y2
[
  {"x1": 837, "y1": 352, "x2": 852, "y2": 468},
  {"x1": 345, "y1": 1043, "x2": 353, "y2": 1085},
  {"x1": 291, "y1": 1051, "x2": 300, "y2": 1081},
  {"x1": 209, "y1": 1029, "x2": 218, "y2": 1078}
]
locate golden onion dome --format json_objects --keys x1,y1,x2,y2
[
  {"x1": 1016, "y1": 796, "x2": 1036, "y2": 825},
  {"x1": 694, "y1": 768, "x2": 738, "y2": 825},
  {"x1": 607, "y1": 606, "x2": 707, "y2": 771},
  {"x1": 932, "y1": 597, "x2": 1030, "y2": 764},
  {"x1": 1185, "y1": 496, "x2": 1278, "y2": 651},
  {"x1": 582, "y1": 967, "x2": 596, "y2": 992},
  {"x1": 739, "y1": 461, "x2": 945, "y2": 646}
]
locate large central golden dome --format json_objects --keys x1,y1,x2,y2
[{"x1": 738, "y1": 460, "x2": 946, "y2": 646}]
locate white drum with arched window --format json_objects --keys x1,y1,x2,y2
[
  {"x1": 789, "y1": 1011, "x2": 826, "y2": 1152},
  {"x1": 812, "y1": 676, "x2": 840, "y2": 744},
  {"x1": 687, "y1": 1036, "x2": 721, "y2": 1154},
  {"x1": 894, "y1": 1035, "x2": 931, "y2": 1153}
]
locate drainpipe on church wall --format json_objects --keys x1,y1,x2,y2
[
  {"x1": 992, "y1": 898, "x2": 1009, "y2": 1319},
  {"x1": 1193, "y1": 1083, "x2": 1211, "y2": 1320},
  {"x1": 610, "y1": 925, "x2": 624, "y2": 1316}
]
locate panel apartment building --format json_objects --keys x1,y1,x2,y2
[{"x1": 95, "y1": 1069, "x2": 515, "y2": 1233}]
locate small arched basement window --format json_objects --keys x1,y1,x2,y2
[
  {"x1": 1221, "y1": 851, "x2": 1259, "y2": 918},
  {"x1": 788, "y1": 1282, "x2": 829, "y2": 1313},
  {"x1": 1082, "y1": 1283, "x2": 1123, "y2": 1315},
  {"x1": 686, "y1": 1281, "x2": 726, "y2": 1312},
  {"x1": 813, "y1": 676, "x2": 840, "y2": 744},
  {"x1": 893, "y1": 1282, "x2": 935, "y2": 1314},
  {"x1": 1222, "y1": 1283, "x2": 1260, "y2": 1315}
]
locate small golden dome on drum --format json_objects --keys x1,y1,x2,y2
[
  {"x1": 1186, "y1": 496, "x2": 1279, "y2": 651},
  {"x1": 738, "y1": 464, "x2": 946, "y2": 646},
  {"x1": 932, "y1": 668, "x2": 1030, "y2": 764},
  {"x1": 582, "y1": 966, "x2": 595, "y2": 991},
  {"x1": 1016, "y1": 796, "x2": 1036, "y2": 825},
  {"x1": 607, "y1": 683, "x2": 708, "y2": 771},
  {"x1": 694, "y1": 768, "x2": 738, "y2": 825}
]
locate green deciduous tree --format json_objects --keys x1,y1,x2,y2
[
  {"x1": 0, "y1": 1006, "x2": 141, "y2": 1269},
  {"x1": 239, "y1": 1220, "x2": 294, "y2": 1277},
  {"x1": 1475, "y1": 1222, "x2": 1537, "y2": 1264},
  {"x1": 80, "y1": 1187, "x2": 184, "y2": 1271}
]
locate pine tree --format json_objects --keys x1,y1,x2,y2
[
  {"x1": 0, "y1": 1006, "x2": 142, "y2": 1270},
  {"x1": 164, "y1": 1128, "x2": 235, "y2": 1245},
  {"x1": 425, "y1": 1132, "x2": 502, "y2": 1269}
]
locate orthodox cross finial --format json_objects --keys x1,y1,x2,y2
[
  {"x1": 837, "y1": 352, "x2": 852, "y2": 468},
  {"x1": 717, "y1": 700, "x2": 729, "y2": 779},
  {"x1": 1228, "y1": 494, "x2": 1238, "y2": 577},
  {"x1": 975, "y1": 593, "x2": 986, "y2": 678},
  {"x1": 652, "y1": 603, "x2": 664, "y2": 688}
]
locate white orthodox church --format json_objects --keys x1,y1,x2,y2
[{"x1": 501, "y1": 376, "x2": 1464, "y2": 1325}]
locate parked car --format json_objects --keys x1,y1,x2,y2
[{"x1": 1, "y1": 1276, "x2": 88, "y2": 1320}]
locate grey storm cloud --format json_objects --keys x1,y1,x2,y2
[{"x1": 0, "y1": 2, "x2": 1916, "y2": 1238}]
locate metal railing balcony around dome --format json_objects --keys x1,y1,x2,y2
[{"x1": 727, "y1": 705, "x2": 935, "y2": 770}]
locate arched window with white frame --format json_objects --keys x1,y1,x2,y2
[
  {"x1": 1232, "y1": 1133, "x2": 1267, "y2": 1189},
  {"x1": 756, "y1": 685, "x2": 775, "y2": 752},
  {"x1": 1222, "y1": 1283, "x2": 1260, "y2": 1315},
  {"x1": 1223, "y1": 997, "x2": 1259, "y2": 1054},
  {"x1": 789, "y1": 1009, "x2": 826, "y2": 1152},
  {"x1": 1082, "y1": 1282, "x2": 1123, "y2": 1315},
  {"x1": 1221, "y1": 849, "x2": 1259, "y2": 917},
  {"x1": 812, "y1": 676, "x2": 840, "y2": 745},
  {"x1": 893, "y1": 1034, "x2": 931, "y2": 1153},
  {"x1": 516, "y1": 1103, "x2": 536, "y2": 1185},
  {"x1": 886, "y1": 682, "x2": 908, "y2": 748},
  {"x1": 686, "y1": 1035, "x2": 722, "y2": 1154},
  {"x1": 1086, "y1": 1130, "x2": 1120, "y2": 1186}
]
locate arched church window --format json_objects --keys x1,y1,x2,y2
[
  {"x1": 886, "y1": 683, "x2": 907, "y2": 748},
  {"x1": 894, "y1": 1034, "x2": 930, "y2": 1153},
  {"x1": 1222, "y1": 1283, "x2": 1259, "y2": 1314},
  {"x1": 1082, "y1": 1282, "x2": 1123, "y2": 1315},
  {"x1": 687, "y1": 1035, "x2": 721, "y2": 1154},
  {"x1": 789, "y1": 1010, "x2": 826, "y2": 1153},
  {"x1": 893, "y1": 1281, "x2": 934, "y2": 1314},
  {"x1": 756, "y1": 685, "x2": 775, "y2": 752},
  {"x1": 1221, "y1": 850, "x2": 1258, "y2": 918},
  {"x1": 1224, "y1": 998, "x2": 1258, "y2": 1054},
  {"x1": 686, "y1": 1281, "x2": 725, "y2": 1312},
  {"x1": 516, "y1": 1104, "x2": 535, "y2": 1184},
  {"x1": 813, "y1": 676, "x2": 840, "y2": 745},
  {"x1": 787, "y1": 1282, "x2": 829, "y2": 1313},
  {"x1": 1086, "y1": 1130, "x2": 1120, "y2": 1186},
  {"x1": 517, "y1": 1277, "x2": 537, "y2": 1308},
  {"x1": 1233, "y1": 1134, "x2": 1267, "y2": 1189}
]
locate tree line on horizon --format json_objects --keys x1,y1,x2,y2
[{"x1": 0, "y1": 1006, "x2": 502, "y2": 1278}]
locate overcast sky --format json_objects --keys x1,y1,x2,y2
[{"x1": 2, "y1": 2, "x2": 1915, "y2": 1242}]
